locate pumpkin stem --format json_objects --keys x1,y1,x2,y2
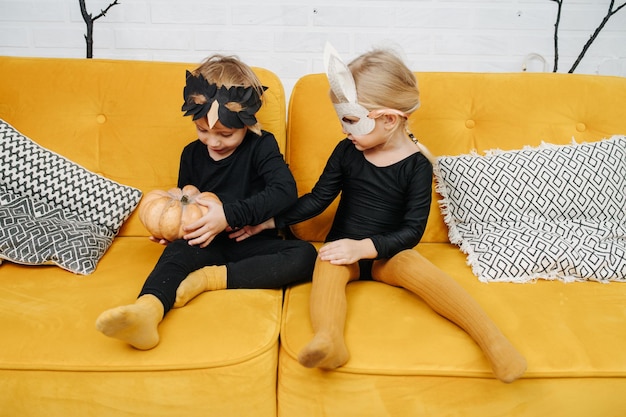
[{"x1": 181, "y1": 195, "x2": 189, "y2": 204}]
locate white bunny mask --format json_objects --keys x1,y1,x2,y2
[
  {"x1": 324, "y1": 42, "x2": 378, "y2": 136},
  {"x1": 324, "y1": 43, "x2": 410, "y2": 137}
]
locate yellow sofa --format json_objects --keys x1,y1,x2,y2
[
  {"x1": 281, "y1": 72, "x2": 626, "y2": 417},
  {"x1": 1, "y1": 56, "x2": 626, "y2": 417},
  {"x1": 0, "y1": 56, "x2": 286, "y2": 417}
]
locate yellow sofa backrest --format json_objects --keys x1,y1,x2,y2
[
  {"x1": 287, "y1": 72, "x2": 626, "y2": 244},
  {"x1": 0, "y1": 56, "x2": 286, "y2": 237}
]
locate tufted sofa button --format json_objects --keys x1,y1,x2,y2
[
  {"x1": 465, "y1": 119, "x2": 475, "y2": 129},
  {"x1": 96, "y1": 114, "x2": 107, "y2": 124},
  {"x1": 576, "y1": 122, "x2": 586, "y2": 132}
]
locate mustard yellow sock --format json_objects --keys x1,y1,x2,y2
[
  {"x1": 95, "y1": 294, "x2": 164, "y2": 350},
  {"x1": 373, "y1": 250, "x2": 527, "y2": 383},
  {"x1": 174, "y1": 265, "x2": 227, "y2": 308},
  {"x1": 297, "y1": 260, "x2": 359, "y2": 369}
]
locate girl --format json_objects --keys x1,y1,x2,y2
[
  {"x1": 96, "y1": 55, "x2": 317, "y2": 350},
  {"x1": 239, "y1": 45, "x2": 527, "y2": 383}
]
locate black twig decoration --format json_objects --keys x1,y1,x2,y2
[
  {"x1": 549, "y1": 0, "x2": 563, "y2": 72},
  {"x1": 79, "y1": 0, "x2": 120, "y2": 58},
  {"x1": 550, "y1": 0, "x2": 626, "y2": 73},
  {"x1": 568, "y1": 0, "x2": 626, "y2": 73}
]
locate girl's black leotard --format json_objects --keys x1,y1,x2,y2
[{"x1": 276, "y1": 138, "x2": 432, "y2": 259}]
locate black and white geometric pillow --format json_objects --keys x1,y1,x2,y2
[
  {"x1": 0, "y1": 186, "x2": 114, "y2": 275},
  {"x1": 0, "y1": 119, "x2": 142, "y2": 235},
  {"x1": 435, "y1": 135, "x2": 626, "y2": 283}
]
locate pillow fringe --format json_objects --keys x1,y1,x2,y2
[{"x1": 433, "y1": 161, "x2": 464, "y2": 246}]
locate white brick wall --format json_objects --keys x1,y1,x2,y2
[{"x1": 0, "y1": 0, "x2": 625, "y2": 96}]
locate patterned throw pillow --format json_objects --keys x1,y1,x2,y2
[
  {"x1": 0, "y1": 119, "x2": 142, "y2": 274},
  {"x1": 434, "y1": 136, "x2": 626, "y2": 283},
  {"x1": 0, "y1": 119, "x2": 142, "y2": 234},
  {"x1": 0, "y1": 187, "x2": 114, "y2": 274}
]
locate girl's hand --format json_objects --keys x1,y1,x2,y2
[
  {"x1": 149, "y1": 236, "x2": 170, "y2": 246},
  {"x1": 228, "y1": 218, "x2": 276, "y2": 242},
  {"x1": 318, "y1": 238, "x2": 378, "y2": 265},
  {"x1": 183, "y1": 197, "x2": 228, "y2": 248}
]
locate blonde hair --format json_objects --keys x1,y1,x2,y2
[
  {"x1": 347, "y1": 49, "x2": 435, "y2": 164},
  {"x1": 193, "y1": 54, "x2": 264, "y2": 135}
]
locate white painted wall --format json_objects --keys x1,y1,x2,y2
[{"x1": 1, "y1": 0, "x2": 625, "y2": 96}]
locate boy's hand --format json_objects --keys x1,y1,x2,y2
[
  {"x1": 318, "y1": 238, "x2": 378, "y2": 265},
  {"x1": 228, "y1": 218, "x2": 276, "y2": 242},
  {"x1": 183, "y1": 197, "x2": 227, "y2": 247}
]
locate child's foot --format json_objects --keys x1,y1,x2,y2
[
  {"x1": 297, "y1": 333, "x2": 349, "y2": 369},
  {"x1": 174, "y1": 273, "x2": 206, "y2": 308},
  {"x1": 95, "y1": 295, "x2": 163, "y2": 350},
  {"x1": 174, "y1": 265, "x2": 227, "y2": 308},
  {"x1": 484, "y1": 337, "x2": 527, "y2": 383}
]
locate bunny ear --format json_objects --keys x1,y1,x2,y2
[{"x1": 324, "y1": 42, "x2": 358, "y2": 104}]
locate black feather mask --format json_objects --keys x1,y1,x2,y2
[{"x1": 181, "y1": 70, "x2": 267, "y2": 129}]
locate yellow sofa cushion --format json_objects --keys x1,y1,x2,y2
[
  {"x1": 278, "y1": 243, "x2": 626, "y2": 417},
  {"x1": 286, "y1": 72, "x2": 626, "y2": 244},
  {"x1": 0, "y1": 56, "x2": 286, "y2": 238},
  {"x1": 0, "y1": 238, "x2": 283, "y2": 416}
]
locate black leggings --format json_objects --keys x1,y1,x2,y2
[{"x1": 139, "y1": 234, "x2": 317, "y2": 314}]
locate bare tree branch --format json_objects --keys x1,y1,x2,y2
[
  {"x1": 569, "y1": 0, "x2": 626, "y2": 73},
  {"x1": 549, "y1": 0, "x2": 563, "y2": 72},
  {"x1": 79, "y1": 0, "x2": 120, "y2": 58},
  {"x1": 92, "y1": 0, "x2": 120, "y2": 21}
]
